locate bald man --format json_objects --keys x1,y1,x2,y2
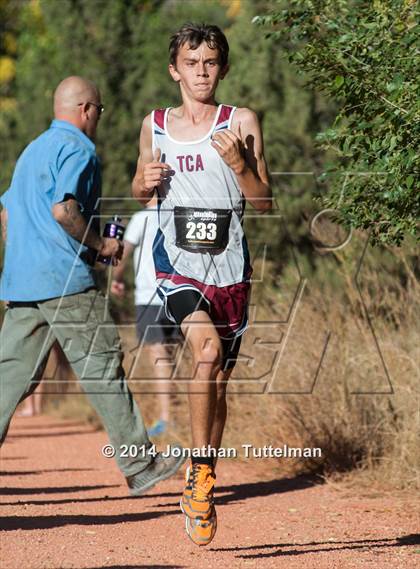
[{"x1": 0, "y1": 76, "x2": 185, "y2": 493}]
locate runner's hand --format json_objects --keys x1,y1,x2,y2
[
  {"x1": 211, "y1": 128, "x2": 246, "y2": 175},
  {"x1": 143, "y1": 148, "x2": 172, "y2": 190}
]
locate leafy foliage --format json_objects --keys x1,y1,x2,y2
[
  {"x1": 0, "y1": 0, "x2": 229, "y2": 202},
  {"x1": 0, "y1": 0, "x2": 22, "y2": 174},
  {"x1": 217, "y1": 0, "x2": 334, "y2": 263},
  {"x1": 255, "y1": 0, "x2": 419, "y2": 245}
]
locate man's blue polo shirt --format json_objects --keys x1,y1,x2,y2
[{"x1": 0, "y1": 120, "x2": 101, "y2": 301}]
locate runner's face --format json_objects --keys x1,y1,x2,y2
[{"x1": 170, "y1": 42, "x2": 228, "y2": 101}]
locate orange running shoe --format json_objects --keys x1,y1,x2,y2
[
  {"x1": 180, "y1": 463, "x2": 215, "y2": 520},
  {"x1": 185, "y1": 506, "x2": 217, "y2": 546}
]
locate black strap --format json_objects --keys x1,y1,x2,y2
[
  {"x1": 8, "y1": 301, "x2": 40, "y2": 309},
  {"x1": 7, "y1": 286, "x2": 98, "y2": 309}
]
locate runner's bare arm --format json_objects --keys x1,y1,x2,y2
[
  {"x1": 132, "y1": 114, "x2": 171, "y2": 204},
  {"x1": 211, "y1": 108, "x2": 272, "y2": 212}
]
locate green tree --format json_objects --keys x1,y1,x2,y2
[
  {"x1": 1, "y1": 0, "x2": 230, "y2": 202},
  {"x1": 0, "y1": 0, "x2": 27, "y2": 185},
  {"x1": 0, "y1": 0, "x2": 19, "y2": 108},
  {"x1": 255, "y1": 0, "x2": 419, "y2": 245}
]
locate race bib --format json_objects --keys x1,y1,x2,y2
[{"x1": 174, "y1": 206, "x2": 232, "y2": 252}]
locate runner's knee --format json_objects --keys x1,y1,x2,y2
[{"x1": 193, "y1": 339, "x2": 222, "y2": 369}]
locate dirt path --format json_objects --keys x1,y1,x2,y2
[{"x1": 1, "y1": 416, "x2": 418, "y2": 569}]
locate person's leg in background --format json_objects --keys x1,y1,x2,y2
[
  {"x1": 147, "y1": 342, "x2": 171, "y2": 435},
  {"x1": 143, "y1": 305, "x2": 182, "y2": 437},
  {"x1": 135, "y1": 304, "x2": 169, "y2": 435},
  {"x1": 17, "y1": 387, "x2": 43, "y2": 416},
  {"x1": 21, "y1": 339, "x2": 77, "y2": 417},
  {"x1": 16, "y1": 340, "x2": 74, "y2": 417}
]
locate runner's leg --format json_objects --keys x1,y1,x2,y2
[
  {"x1": 180, "y1": 310, "x2": 222, "y2": 449},
  {"x1": 209, "y1": 334, "x2": 242, "y2": 452},
  {"x1": 209, "y1": 367, "x2": 232, "y2": 452}
]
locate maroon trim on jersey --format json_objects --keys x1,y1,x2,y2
[
  {"x1": 215, "y1": 104, "x2": 234, "y2": 127},
  {"x1": 154, "y1": 108, "x2": 166, "y2": 130}
]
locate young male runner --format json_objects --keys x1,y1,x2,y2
[{"x1": 132, "y1": 23, "x2": 271, "y2": 545}]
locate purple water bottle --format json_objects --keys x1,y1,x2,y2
[{"x1": 97, "y1": 215, "x2": 125, "y2": 265}]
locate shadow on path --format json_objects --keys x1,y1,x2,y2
[
  {"x1": 0, "y1": 484, "x2": 119, "y2": 496},
  {"x1": 216, "y1": 474, "x2": 320, "y2": 505},
  {"x1": 0, "y1": 509, "x2": 177, "y2": 531},
  {"x1": 10, "y1": 421, "x2": 86, "y2": 430},
  {"x1": 9, "y1": 430, "x2": 96, "y2": 439},
  {"x1": 0, "y1": 467, "x2": 95, "y2": 476},
  {"x1": 211, "y1": 534, "x2": 420, "y2": 559},
  {"x1": 0, "y1": 495, "x2": 136, "y2": 506},
  {"x1": 82, "y1": 566, "x2": 185, "y2": 569},
  {"x1": 0, "y1": 456, "x2": 27, "y2": 460},
  {"x1": 155, "y1": 473, "x2": 321, "y2": 509}
]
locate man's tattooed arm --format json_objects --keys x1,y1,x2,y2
[{"x1": 52, "y1": 198, "x2": 103, "y2": 251}]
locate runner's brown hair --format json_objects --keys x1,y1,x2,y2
[{"x1": 169, "y1": 23, "x2": 229, "y2": 68}]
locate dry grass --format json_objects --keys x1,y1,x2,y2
[{"x1": 218, "y1": 239, "x2": 419, "y2": 489}]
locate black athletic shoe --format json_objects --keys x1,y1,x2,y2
[{"x1": 126, "y1": 445, "x2": 186, "y2": 496}]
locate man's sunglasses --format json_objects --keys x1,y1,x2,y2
[{"x1": 78, "y1": 102, "x2": 104, "y2": 115}]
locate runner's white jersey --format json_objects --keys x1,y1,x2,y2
[{"x1": 152, "y1": 104, "x2": 251, "y2": 287}]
